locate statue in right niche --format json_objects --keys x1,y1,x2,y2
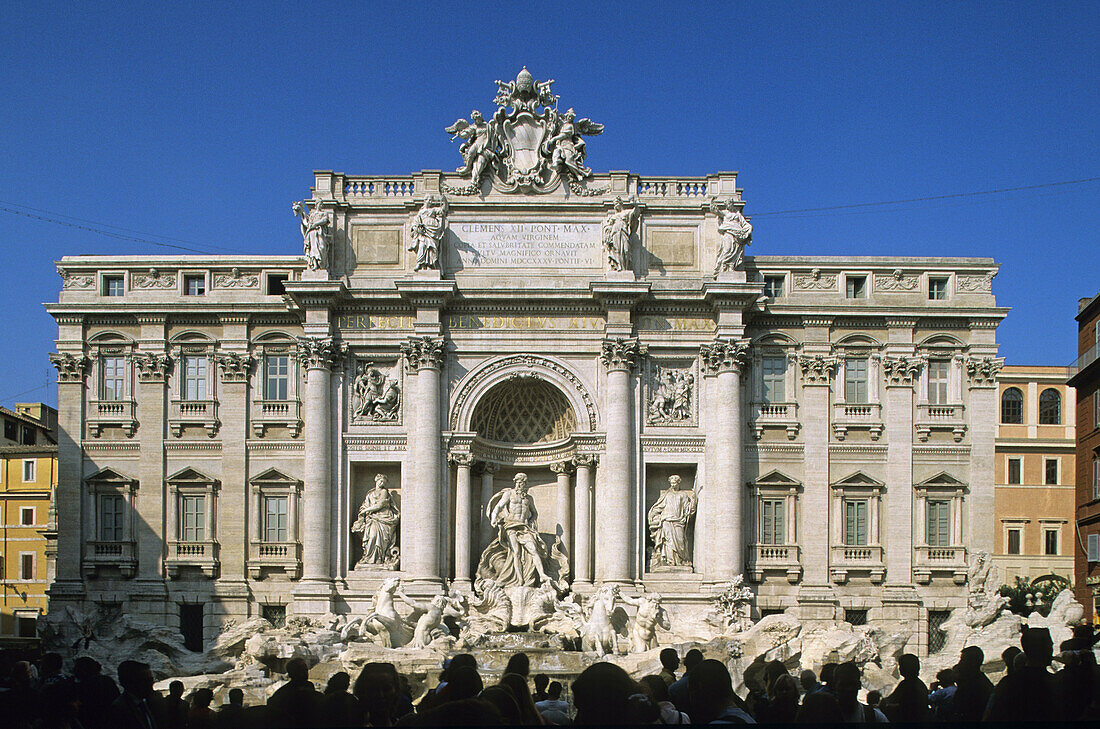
[
  {"x1": 353, "y1": 473, "x2": 400, "y2": 568},
  {"x1": 647, "y1": 475, "x2": 697, "y2": 568}
]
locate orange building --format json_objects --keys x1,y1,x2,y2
[
  {"x1": 994, "y1": 366, "x2": 1075, "y2": 584},
  {"x1": 1069, "y1": 293, "x2": 1100, "y2": 620}
]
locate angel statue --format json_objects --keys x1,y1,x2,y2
[
  {"x1": 544, "y1": 108, "x2": 604, "y2": 180},
  {"x1": 407, "y1": 194, "x2": 449, "y2": 271},
  {"x1": 711, "y1": 198, "x2": 752, "y2": 275},
  {"x1": 601, "y1": 197, "x2": 641, "y2": 272},
  {"x1": 445, "y1": 110, "x2": 501, "y2": 184},
  {"x1": 293, "y1": 199, "x2": 332, "y2": 271}
]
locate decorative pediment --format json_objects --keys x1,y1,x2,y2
[
  {"x1": 831, "y1": 471, "x2": 885, "y2": 489},
  {"x1": 85, "y1": 467, "x2": 137, "y2": 489},
  {"x1": 755, "y1": 470, "x2": 801, "y2": 486},
  {"x1": 166, "y1": 467, "x2": 218, "y2": 487},
  {"x1": 915, "y1": 472, "x2": 967, "y2": 490},
  {"x1": 249, "y1": 468, "x2": 301, "y2": 489}
]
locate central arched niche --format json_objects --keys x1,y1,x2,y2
[{"x1": 470, "y1": 376, "x2": 577, "y2": 444}]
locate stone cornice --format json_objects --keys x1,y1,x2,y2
[
  {"x1": 600, "y1": 337, "x2": 644, "y2": 371},
  {"x1": 394, "y1": 279, "x2": 457, "y2": 310},
  {"x1": 589, "y1": 281, "x2": 651, "y2": 310},
  {"x1": 699, "y1": 337, "x2": 750, "y2": 375},
  {"x1": 401, "y1": 336, "x2": 446, "y2": 371}
]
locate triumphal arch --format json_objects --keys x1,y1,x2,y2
[{"x1": 47, "y1": 69, "x2": 1007, "y2": 655}]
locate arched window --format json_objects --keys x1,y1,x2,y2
[
  {"x1": 1039, "y1": 388, "x2": 1061, "y2": 425},
  {"x1": 1001, "y1": 388, "x2": 1023, "y2": 424}
]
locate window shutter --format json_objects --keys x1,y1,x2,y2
[{"x1": 1088, "y1": 533, "x2": 1100, "y2": 562}]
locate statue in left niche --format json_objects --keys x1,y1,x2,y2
[
  {"x1": 352, "y1": 473, "x2": 400, "y2": 569},
  {"x1": 407, "y1": 194, "x2": 448, "y2": 271},
  {"x1": 293, "y1": 199, "x2": 333, "y2": 271},
  {"x1": 647, "y1": 475, "x2": 697, "y2": 568}
]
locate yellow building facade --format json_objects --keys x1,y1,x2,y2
[
  {"x1": 0, "y1": 404, "x2": 57, "y2": 639},
  {"x1": 994, "y1": 366, "x2": 1075, "y2": 582}
]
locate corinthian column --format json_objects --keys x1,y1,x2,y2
[
  {"x1": 551, "y1": 461, "x2": 574, "y2": 574},
  {"x1": 700, "y1": 337, "x2": 749, "y2": 580},
  {"x1": 297, "y1": 337, "x2": 342, "y2": 584},
  {"x1": 401, "y1": 336, "x2": 446, "y2": 588},
  {"x1": 450, "y1": 453, "x2": 474, "y2": 589},
  {"x1": 572, "y1": 455, "x2": 596, "y2": 585},
  {"x1": 598, "y1": 337, "x2": 643, "y2": 584}
]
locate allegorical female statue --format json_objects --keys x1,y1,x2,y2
[
  {"x1": 647, "y1": 475, "x2": 697, "y2": 568},
  {"x1": 601, "y1": 197, "x2": 641, "y2": 272},
  {"x1": 293, "y1": 199, "x2": 333, "y2": 271},
  {"x1": 407, "y1": 194, "x2": 448, "y2": 271},
  {"x1": 712, "y1": 198, "x2": 752, "y2": 275},
  {"x1": 353, "y1": 473, "x2": 400, "y2": 568}
]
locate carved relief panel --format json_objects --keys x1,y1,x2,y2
[
  {"x1": 645, "y1": 358, "x2": 698, "y2": 427},
  {"x1": 350, "y1": 358, "x2": 403, "y2": 425}
]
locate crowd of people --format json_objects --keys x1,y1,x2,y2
[{"x1": 0, "y1": 623, "x2": 1097, "y2": 726}]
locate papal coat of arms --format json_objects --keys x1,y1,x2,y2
[{"x1": 444, "y1": 67, "x2": 605, "y2": 195}]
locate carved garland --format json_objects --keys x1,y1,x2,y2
[
  {"x1": 57, "y1": 267, "x2": 95, "y2": 289},
  {"x1": 449, "y1": 354, "x2": 598, "y2": 432},
  {"x1": 131, "y1": 269, "x2": 175, "y2": 289}
]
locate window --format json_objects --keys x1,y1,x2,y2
[
  {"x1": 1007, "y1": 528, "x2": 1022, "y2": 555},
  {"x1": 266, "y1": 273, "x2": 289, "y2": 296},
  {"x1": 180, "y1": 495, "x2": 205, "y2": 542},
  {"x1": 101, "y1": 355, "x2": 125, "y2": 401},
  {"x1": 928, "y1": 277, "x2": 949, "y2": 300},
  {"x1": 20, "y1": 427, "x2": 34, "y2": 446},
  {"x1": 1094, "y1": 459, "x2": 1100, "y2": 501},
  {"x1": 103, "y1": 275, "x2": 124, "y2": 296},
  {"x1": 1007, "y1": 458, "x2": 1021, "y2": 485},
  {"x1": 761, "y1": 356, "x2": 786, "y2": 403},
  {"x1": 16, "y1": 615, "x2": 37, "y2": 638},
  {"x1": 262, "y1": 604, "x2": 286, "y2": 628},
  {"x1": 1043, "y1": 528, "x2": 1059, "y2": 556},
  {"x1": 1001, "y1": 388, "x2": 1023, "y2": 423},
  {"x1": 761, "y1": 498, "x2": 785, "y2": 545},
  {"x1": 183, "y1": 356, "x2": 207, "y2": 401},
  {"x1": 763, "y1": 275, "x2": 785, "y2": 299},
  {"x1": 844, "y1": 609, "x2": 868, "y2": 627},
  {"x1": 20, "y1": 506, "x2": 34, "y2": 526},
  {"x1": 22, "y1": 460, "x2": 35, "y2": 482},
  {"x1": 3, "y1": 419, "x2": 16, "y2": 441},
  {"x1": 1039, "y1": 388, "x2": 1061, "y2": 424},
  {"x1": 264, "y1": 496, "x2": 288, "y2": 542},
  {"x1": 927, "y1": 360, "x2": 949, "y2": 405},
  {"x1": 1088, "y1": 533, "x2": 1100, "y2": 562},
  {"x1": 19, "y1": 553, "x2": 34, "y2": 580},
  {"x1": 265, "y1": 355, "x2": 289, "y2": 401},
  {"x1": 929, "y1": 610, "x2": 951, "y2": 654},
  {"x1": 844, "y1": 499, "x2": 868, "y2": 545},
  {"x1": 183, "y1": 274, "x2": 206, "y2": 296},
  {"x1": 845, "y1": 275, "x2": 867, "y2": 299},
  {"x1": 844, "y1": 358, "x2": 869, "y2": 403},
  {"x1": 99, "y1": 494, "x2": 125, "y2": 541},
  {"x1": 1045, "y1": 458, "x2": 1058, "y2": 485},
  {"x1": 180, "y1": 604, "x2": 204, "y2": 652},
  {"x1": 1094, "y1": 391, "x2": 1100, "y2": 430},
  {"x1": 927, "y1": 500, "x2": 950, "y2": 546}
]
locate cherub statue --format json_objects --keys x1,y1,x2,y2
[
  {"x1": 445, "y1": 110, "x2": 501, "y2": 183},
  {"x1": 620, "y1": 591, "x2": 670, "y2": 653},
  {"x1": 293, "y1": 199, "x2": 332, "y2": 271},
  {"x1": 544, "y1": 108, "x2": 604, "y2": 180},
  {"x1": 711, "y1": 198, "x2": 752, "y2": 275}
]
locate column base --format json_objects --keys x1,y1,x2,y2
[
  {"x1": 796, "y1": 583, "x2": 841, "y2": 624},
  {"x1": 450, "y1": 578, "x2": 473, "y2": 594},
  {"x1": 399, "y1": 576, "x2": 446, "y2": 598},
  {"x1": 293, "y1": 579, "x2": 335, "y2": 615}
]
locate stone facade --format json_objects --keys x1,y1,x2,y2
[{"x1": 45, "y1": 72, "x2": 1007, "y2": 656}]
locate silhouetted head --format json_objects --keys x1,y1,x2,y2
[
  {"x1": 118, "y1": 661, "x2": 154, "y2": 699},
  {"x1": 799, "y1": 669, "x2": 819, "y2": 692},
  {"x1": 504, "y1": 652, "x2": 529, "y2": 678},
  {"x1": 660, "y1": 648, "x2": 680, "y2": 672},
  {"x1": 169, "y1": 680, "x2": 184, "y2": 698},
  {"x1": 639, "y1": 674, "x2": 671, "y2": 703},
  {"x1": 441, "y1": 666, "x2": 483, "y2": 702},
  {"x1": 898, "y1": 653, "x2": 920, "y2": 679},
  {"x1": 228, "y1": 688, "x2": 243, "y2": 706},
  {"x1": 191, "y1": 688, "x2": 213, "y2": 709},
  {"x1": 533, "y1": 673, "x2": 549, "y2": 693},
  {"x1": 958, "y1": 645, "x2": 985, "y2": 674},
  {"x1": 773, "y1": 674, "x2": 800, "y2": 705},
  {"x1": 285, "y1": 658, "x2": 309, "y2": 683},
  {"x1": 40, "y1": 653, "x2": 63, "y2": 676},
  {"x1": 418, "y1": 697, "x2": 504, "y2": 726},
  {"x1": 765, "y1": 660, "x2": 790, "y2": 693},
  {"x1": 326, "y1": 671, "x2": 350, "y2": 694},
  {"x1": 688, "y1": 659, "x2": 735, "y2": 724},
  {"x1": 683, "y1": 648, "x2": 705, "y2": 673},
  {"x1": 834, "y1": 662, "x2": 862, "y2": 710},
  {"x1": 935, "y1": 668, "x2": 956, "y2": 687},
  {"x1": 479, "y1": 686, "x2": 520, "y2": 724},
  {"x1": 820, "y1": 662, "x2": 839, "y2": 687},
  {"x1": 73, "y1": 656, "x2": 101, "y2": 681},
  {"x1": 866, "y1": 689, "x2": 882, "y2": 708},
  {"x1": 1001, "y1": 646, "x2": 1022, "y2": 675},
  {"x1": 547, "y1": 681, "x2": 563, "y2": 699},
  {"x1": 573, "y1": 662, "x2": 637, "y2": 725},
  {"x1": 355, "y1": 662, "x2": 399, "y2": 726},
  {"x1": 1021, "y1": 626, "x2": 1054, "y2": 667},
  {"x1": 797, "y1": 691, "x2": 843, "y2": 723}
]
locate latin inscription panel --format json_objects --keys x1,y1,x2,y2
[{"x1": 447, "y1": 221, "x2": 601, "y2": 269}]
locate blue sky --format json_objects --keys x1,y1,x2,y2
[{"x1": 1, "y1": 2, "x2": 1097, "y2": 407}]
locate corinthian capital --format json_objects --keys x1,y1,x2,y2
[
  {"x1": 132, "y1": 352, "x2": 172, "y2": 383},
  {"x1": 965, "y1": 355, "x2": 1004, "y2": 388},
  {"x1": 882, "y1": 355, "x2": 922, "y2": 387},
  {"x1": 215, "y1": 352, "x2": 254, "y2": 382},
  {"x1": 699, "y1": 338, "x2": 750, "y2": 376},
  {"x1": 296, "y1": 337, "x2": 343, "y2": 370},
  {"x1": 401, "y1": 336, "x2": 446, "y2": 371},
  {"x1": 798, "y1": 354, "x2": 839, "y2": 385},
  {"x1": 49, "y1": 352, "x2": 89, "y2": 383},
  {"x1": 600, "y1": 337, "x2": 643, "y2": 372}
]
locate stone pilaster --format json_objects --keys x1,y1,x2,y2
[
  {"x1": 700, "y1": 337, "x2": 749, "y2": 580},
  {"x1": 797, "y1": 351, "x2": 838, "y2": 591},
  {"x1": 401, "y1": 336, "x2": 446, "y2": 589},
  {"x1": 478, "y1": 462, "x2": 498, "y2": 555},
  {"x1": 450, "y1": 453, "x2": 474, "y2": 589},
  {"x1": 48, "y1": 351, "x2": 89, "y2": 593},
  {"x1": 882, "y1": 350, "x2": 921, "y2": 589},
  {"x1": 133, "y1": 317, "x2": 169, "y2": 600},
  {"x1": 966, "y1": 354, "x2": 1003, "y2": 553},
  {"x1": 572, "y1": 455, "x2": 596, "y2": 585},
  {"x1": 295, "y1": 336, "x2": 341, "y2": 601},
  {"x1": 214, "y1": 327, "x2": 252, "y2": 586},
  {"x1": 598, "y1": 338, "x2": 642, "y2": 583}
]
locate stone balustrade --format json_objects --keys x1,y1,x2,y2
[
  {"x1": 248, "y1": 541, "x2": 301, "y2": 580},
  {"x1": 915, "y1": 403, "x2": 967, "y2": 442},
  {"x1": 913, "y1": 544, "x2": 969, "y2": 585},
  {"x1": 831, "y1": 402, "x2": 884, "y2": 440},
  {"x1": 250, "y1": 399, "x2": 302, "y2": 437},
  {"x1": 747, "y1": 543, "x2": 802, "y2": 583},
  {"x1": 749, "y1": 402, "x2": 800, "y2": 440},
  {"x1": 829, "y1": 544, "x2": 885, "y2": 584},
  {"x1": 87, "y1": 399, "x2": 138, "y2": 437},
  {"x1": 82, "y1": 540, "x2": 137, "y2": 578},
  {"x1": 168, "y1": 399, "x2": 220, "y2": 437},
  {"x1": 166, "y1": 540, "x2": 219, "y2": 578}
]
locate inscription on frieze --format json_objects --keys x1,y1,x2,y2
[{"x1": 447, "y1": 221, "x2": 601, "y2": 269}]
